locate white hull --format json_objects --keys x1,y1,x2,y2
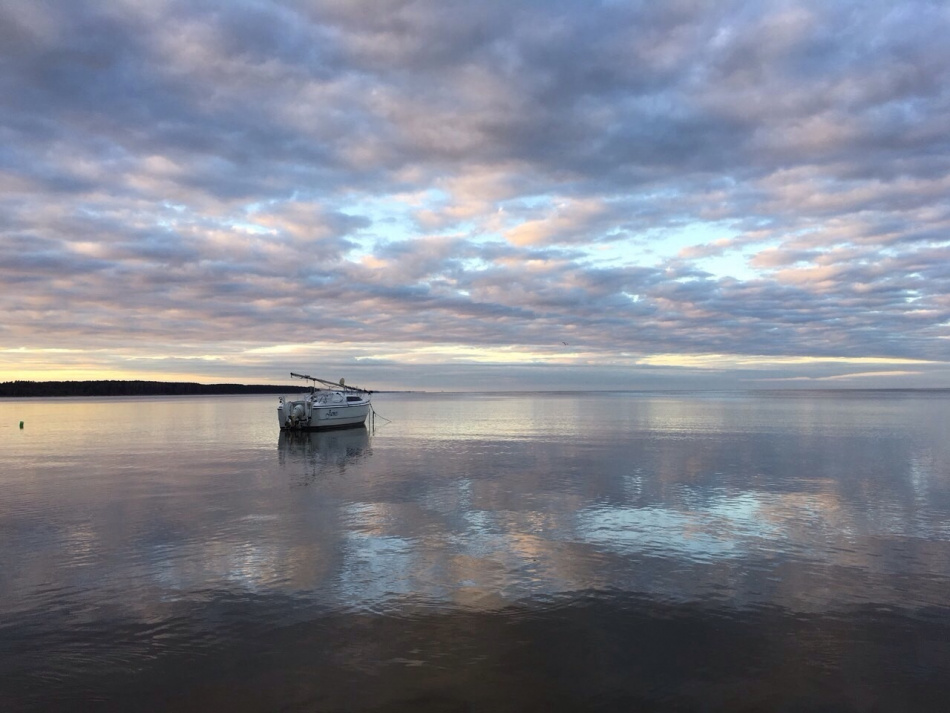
[{"x1": 278, "y1": 392, "x2": 370, "y2": 431}]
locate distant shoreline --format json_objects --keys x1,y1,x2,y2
[
  {"x1": 3, "y1": 381, "x2": 948, "y2": 398},
  {"x1": 0, "y1": 380, "x2": 310, "y2": 398}
]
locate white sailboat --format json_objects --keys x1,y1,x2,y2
[{"x1": 277, "y1": 372, "x2": 372, "y2": 431}]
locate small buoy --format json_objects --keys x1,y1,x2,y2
[{"x1": 19, "y1": 421, "x2": 24, "y2": 429}]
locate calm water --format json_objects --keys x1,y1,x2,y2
[{"x1": 2, "y1": 391, "x2": 950, "y2": 712}]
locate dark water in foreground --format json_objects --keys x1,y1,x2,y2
[{"x1": 2, "y1": 390, "x2": 950, "y2": 712}]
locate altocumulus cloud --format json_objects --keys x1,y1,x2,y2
[{"x1": 1, "y1": 0, "x2": 949, "y2": 388}]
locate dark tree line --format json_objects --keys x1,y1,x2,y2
[{"x1": 0, "y1": 381, "x2": 308, "y2": 398}]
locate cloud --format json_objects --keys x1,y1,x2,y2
[{"x1": 0, "y1": 0, "x2": 949, "y2": 387}]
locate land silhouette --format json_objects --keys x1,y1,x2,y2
[{"x1": 0, "y1": 381, "x2": 308, "y2": 398}]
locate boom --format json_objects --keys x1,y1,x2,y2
[{"x1": 290, "y1": 372, "x2": 373, "y2": 393}]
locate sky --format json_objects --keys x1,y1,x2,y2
[{"x1": 1, "y1": 0, "x2": 949, "y2": 391}]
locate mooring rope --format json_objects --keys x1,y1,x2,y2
[{"x1": 370, "y1": 403, "x2": 391, "y2": 432}]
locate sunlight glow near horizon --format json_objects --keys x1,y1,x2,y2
[{"x1": 3, "y1": 346, "x2": 945, "y2": 389}]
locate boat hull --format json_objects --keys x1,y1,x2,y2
[{"x1": 278, "y1": 395, "x2": 370, "y2": 431}]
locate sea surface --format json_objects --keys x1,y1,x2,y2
[{"x1": 2, "y1": 390, "x2": 950, "y2": 712}]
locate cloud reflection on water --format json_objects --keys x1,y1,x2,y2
[
  {"x1": 4, "y1": 393, "x2": 950, "y2": 710},
  {"x1": 265, "y1": 393, "x2": 950, "y2": 613}
]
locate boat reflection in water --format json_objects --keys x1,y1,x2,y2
[{"x1": 277, "y1": 426, "x2": 371, "y2": 484}]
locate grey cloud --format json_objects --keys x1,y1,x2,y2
[{"x1": 1, "y1": 0, "x2": 949, "y2": 385}]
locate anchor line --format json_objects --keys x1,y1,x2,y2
[{"x1": 369, "y1": 404, "x2": 391, "y2": 433}]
